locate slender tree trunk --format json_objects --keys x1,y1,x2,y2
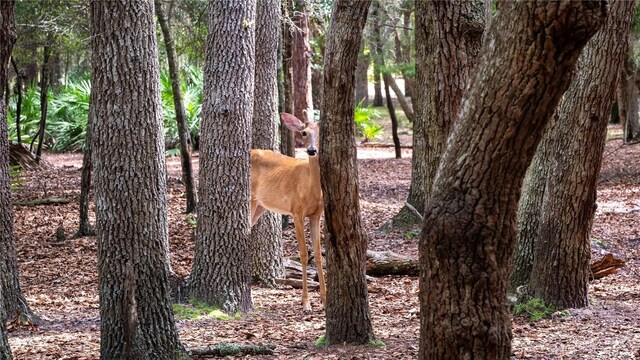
[
  {"x1": 189, "y1": 0, "x2": 256, "y2": 314},
  {"x1": 402, "y1": 4, "x2": 413, "y2": 98},
  {"x1": 155, "y1": 0, "x2": 198, "y2": 214},
  {"x1": 393, "y1": 0, "x2": 484, "y2": 227},
  {"x1": 618, "y1": 53, "x2": 640, "y2": 142},
  {"x1": 320, "y1": 0, "x2": 375, "y2": 345},
  {"x1": 383, "y1": 73, "x2": 401, "y2": 158},
  {"x1": 90, "y1": 1, "x2": 186, "y2": 357},
  {"x1": 292, "y1": 0, "x2": 314, "y2": 124},
  {"x1": 355, "y1": 46, "x2": 369, "y2": 107},
  {"x1": 371, "y1": 1, "x2": 383, "y2": 107},
  {"x1": 419, "y1": 2, "x2": 606, "y2": 358},
  {"x1": 281, "y1": 0, "x2": 295, "y2": 157},
  {"x1": 529, "y1": 0, "x2": 635, "y2": 310},
  {"x1": 386, "y1": 74, "x2": 414, "y2": 122},
  {"x1": 35, "y1": 37, "x2": 52, "y2": 161},
  {"x1": 10, "y1": 58, "x2": 21, "y2": 143},
  {"x1": 74, "y1": 95, "x2": 95, "y2": 238},
  {"x1": 0, "y1": 2, "x2": 17, "y2": 357},
  {"x1": 251, "y1": 0, "x2": 285, "y2": 287}
]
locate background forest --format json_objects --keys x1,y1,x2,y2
[{"x1": 0, "y1": 0, "x2": 639, "y2": 359}]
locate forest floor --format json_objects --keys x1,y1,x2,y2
[{"x1": 6, "y1": 123, "x2": 640, "y2": 359}]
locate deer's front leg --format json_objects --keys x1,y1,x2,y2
[
  {"x1": 309, "y1": 215, "x2": 326, "y2": 306},
  {"x1": 293, "y1": 215, "x2": 311, "y2": 313}
]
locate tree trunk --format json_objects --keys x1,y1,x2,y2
[
  {"x1": 320, "y1": 0, "x2": 374, "y2": 345},
  {"x1": 292, "y1": 0, "x2": 314, "y2": 124},
  {"x1": 370, "y1": 1, "x2": 383, "y2": 107},
  {"x1": 386, "y1": 74, "x2": 414, "y2": 122},
  {"x1": 74, "y1": 95, "x2": 95, "y2": 238},
  {"x1": 529, "y1": 0, "x2": 634, "y2": 310},
  {"x1": 280, "y1": 0, "x2": 295, "y2": 158},
  {"x1": 35, "y1": 37, "x2": 52, "y2": 162},
  {"x1": 189, "y1": 0, "x2": 256, "y2": 314},
  {"x1": 393, "y1": 0, "x2": 484, "y2": 227},
  {"x1": 419, "y1": 2, "x2": 606, "y2": 359},
  {"x1": 155, "y1": 0, "x2": 198, "y2": 214},
  {"x1": 10, "y1": 58, "x2": 21, "y2": 144},
  {"x1": 618, "y1": 53, "x2": 640, "y2": 142},
  {"x1": 355, "y1": 46, "x2": 369, "y2": 107},
  {"x1": 251, "y1": 0, "x2": 285, "y2": 287},
  {"x1": 90, "y1": 1, "x2": 186, "y2": 357},
  {"x1": 382, "y1": 73, "x2": 401, "y2": 158},
  {"x1": 402, "y1": 4, "x2": 413, "y2": 98},
  {"x1": 0, "y1": 1, "x2": 16, "y2": 357}
]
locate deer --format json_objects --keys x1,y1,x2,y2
[{"x1": 250, "y1": 112, "x2": 325, "y2": 313}]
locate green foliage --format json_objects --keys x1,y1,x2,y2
[
  {"x1": 48, "y1": 79, "x2": 91, "y2": 151},
  {"x1": 185, "y1": 214, "x2": 197, "y2": 228},
  {"x1": 10, "y1": 165, "x2": 24, "y2": 191},
  {"x1": 160, "y1": 65, "x2": 203, "y2": 150},
  {"x1": 370, "y1": 339, "x2": 386, "y2": 347},
  {"x1": 315, "y1": 335, "x2": 327, "y2": 347},
  {"x1": 513, "y1": 298, "x2": 562, "y2": 322},
  {"x1": 354, "y1": 104, "x2": 383, "y2": 142},
  {"x1": 173, "y1": 299, "x2": 239, "y2": 321}
]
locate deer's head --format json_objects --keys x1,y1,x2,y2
[{"x1": 281, "y1": 112, "x2": 319, "y2": 156}]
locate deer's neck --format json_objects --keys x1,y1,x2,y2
[{"x1": 308, "y1": 155, "x2": 321, "y2": 189}]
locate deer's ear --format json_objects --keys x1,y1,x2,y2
[{"x1": 281, "y1": 113, "x2": 306, "y2": 132}]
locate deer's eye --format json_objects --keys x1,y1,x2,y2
[{"x1": 301, "y1": 131, "x2": 308, "y2": 137}]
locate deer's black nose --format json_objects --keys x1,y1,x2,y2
[{"x1": 307, "y1": 149, "x2": 317, "y2": 156}]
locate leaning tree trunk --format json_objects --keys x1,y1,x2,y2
[
  {"x1": 35, "y1": 37, "x2": 52, "y2": 162},
  {"x1": 189, "y1": 0, "x2": 256, "y2": 314},
  {"x1": 90, "y1": 1, "x2": 186, "y2": 357},
  {"x1": 320, "y1": 0, "x2": 374, "y2": 345},
  {"x1": 0, "y1": 2, "x2": 16, "y2": 358},
  {"x1": 382, "y1": 73, "x2": 401, "y2": 158},
  {"x1": 419, "y1": 2, "x2": 606, "y2": 359},
  {"x1": 251, "y1": 0, "x2": 285, "y2": 287},
  {"x1": 393, "y1": 0, "x2": 484, "y2": 227},
  {"x1": 155, "y1": 0, "x2": 198, "y2": 214},
  {"x1": 529, "y1": 0, "x2": 635, "y2": 310},
  {"x1": 292, "y1": 0, "x2": 314, "y2": 124}
]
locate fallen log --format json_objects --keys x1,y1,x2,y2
[
  {"x1": 590, "y1": 253, "x2": 625, "y2": 280},
  {"x1": 14, "y1": 197, "x2": 71, "y2": 206},
  {"x1": 359, "y1": 142, "x2": 412, "y2": 149},
  {"x1": 189, "y1": 343, "x2": 275, "y2": 357},
  {"x1": 283, "y1": 258, "x2": 317, "y2": 280},
  {"x1": 366, "y1": 250, "x2": 419, "y2": 276},
  {"x1": 275, "y1": 278, "x2": 319, "y2": 290}
]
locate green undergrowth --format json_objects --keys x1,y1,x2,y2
[
  {"x1": 315, "y1": 335, "x2": 386, "y2": 348},
  {"x1": 173, "y1": 299, "x2": 241, "y2": 321},
  {"x1": 513, "y1": 298, "x2": 570, "y2": 322}
]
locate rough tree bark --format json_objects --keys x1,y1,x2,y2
[
  {"x1": 393, "y1": 0, "x2": 484, "y2": 227},
  {"x1": 617, "y1": 52, "x2": 640, "y2": 142},
  {"x1": 528, "y1": 0, "x2": 635, "y2": 310},
  {"x1": 251, "y1": 0, "x2": 285, "y2": 287},
  {"x1": 419, "y1": 2, "x2": 606, "y2": 359},
  {"x1": 292, "y1": 0, "x2": 314, "y2": 124},
  {"x1": 320, "y1": 0, "x2": 375, "y2": 345},
  {"x1": 155, "y1": 0, "x2": 198, "y2": 214},
  {"x1": 189, "y1": 0, "x2": 256, "y2": 314},
  {"x1": 0, "y1": 1, "x2": 16, "y2": 357},
  {"x1": 90, "y1": 1, "x2": 186, "y2": 357},
  {"x1": 355, "y1": 46, "x2": 369, "y2": 107}
]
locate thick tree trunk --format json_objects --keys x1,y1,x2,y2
[
  {"x1": 419, "y1": 2, "x2": 606, "y2": 359},
  {"x1": 355, "y1": 46, "x2": 369, "y2": 107},
  {"x1": 618, "y1": 54, "x2": 640, "y2": 142},
  {"x1": 189, "y1": 0, "x2": 256, "y2": 314},
  {"x1": 74, "y1": 98, "x2": 95, "y2": 238},
  {"x1": 382, "y1": 73, "x2": 401, "y2": 158},
  {"x1": 155, "y1": 0, "x2": 198, "y2": 214},
  {"x1": 90, "y1": 1, "x2": 186, "y2": 357},
  {"x1": 280, "y1": 0, "x2": 295, "y2": 157},
  {"x1": 393, "y1": 0, "x2": 484, "y2": 227},
  {"x1": 529, "y1": 0, "x2": 634, "y2": 310},
  {"x1": 0, "y1": 2, "x2": 16, "y2": 358},
  {"x1": 292, "y1": 0, "x2": 314, "y2": 124},
  {"x1": 320, "y1": 0, "x2": 374, "y2": 345},
  {"x1": 251, "y1": 0, "x2": 285, "y2": 287}
]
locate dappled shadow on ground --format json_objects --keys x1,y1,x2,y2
[{"x1": 7, "y1": 137, "x2": 640, "y2": 359}]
